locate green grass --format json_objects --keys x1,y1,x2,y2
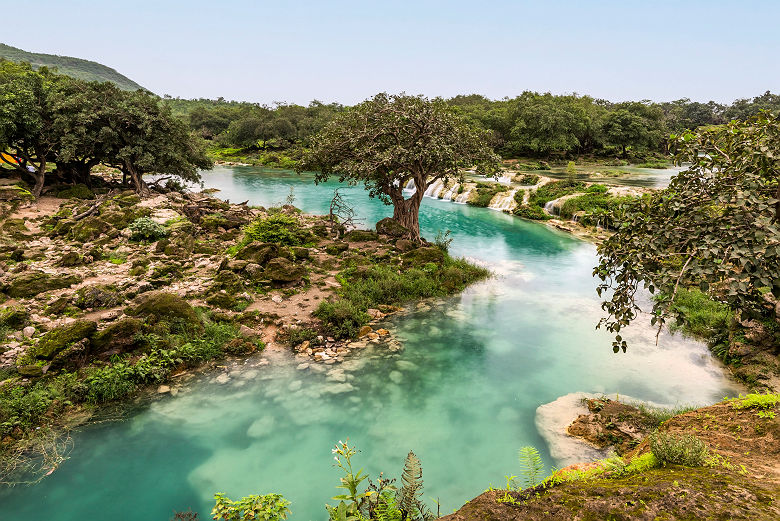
[
  {"x1": 668, "y1": 289, "x2": 732, "y2": 338},
  {"x1": 316, "y1": 253, "x2": 490, "y2": 339},
  {"x1": 635, "y1": 160, "x2": 670, "y2": 169}
]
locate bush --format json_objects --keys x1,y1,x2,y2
[
  {"x1": 282, "y1": 326, "x2": 318, "y2": 347},
  {"x1": 129, "y1": 217, "x2": 168, "y2": 241},
  {"x1": 514, "y1": 174, "x2": 540, "y2": 185},
  {"x1": 649, "y1": 432, "x2": 708, "y2": 467},
  {"x1": 586, "y1": 184, "x2": 608, "y2": 194},
  {"x1": 467, "y1": 182, "x2": 508, "y2": 207},
  {"x1": 528, "y1": 180, "x2": 585, "y2": 207},
  {"x1": 241, "y1": 214, "x2": 313, "y2": 247},
  {"x1": 314, "y1": 300, "x2": 369, "y2": 340},
  {"x1": 513, "y1": 205, "x2": 550, "y2": 220}
]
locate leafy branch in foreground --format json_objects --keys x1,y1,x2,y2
[
  {"x1": 517, "y1": 446, "x2": 545, "y2": 489},
  {"x1": 595, "y1": 112, "x2": 780, "y2": 352}
]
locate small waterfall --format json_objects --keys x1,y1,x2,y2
[
  {"x1": 423, "y1": 179, "x2": 443, "y2": 197},
  {"x1": 544, "y1": 200, "x2": 557, "y2": 215},
  {"x1": 454, "y1": 187, "x2": 473, "y2": 204},
  {"x1": 404, "y1": 179, "x2": 416, "y2": 190},
  {"x1": 441, "y1": 183, "x2": 459, "y2": 201},
  {"x1": 497, "y1": 175, "x2": 513, "y2": 185},
  {"x1": 488, "y1": 190, "x2": 518, "y2": 212}
]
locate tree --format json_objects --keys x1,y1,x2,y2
[
  {"x1": 106, "y1": 89, "x2": 212, "y2": 193},
  {"x1": 0, "y1": 60, "x2": 59, "y2": 196},
  {"x1": 299, "y1": 93, "x2": 500, "y2": 240},
  {"x1": 595, "y1": 113, "x2": 780, "y2": 352}
]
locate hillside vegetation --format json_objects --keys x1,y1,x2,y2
[{"x1": 0, "y1": 43, "x2": 143, "y2": 91}]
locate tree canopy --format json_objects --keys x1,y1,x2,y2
[
  {"x1": 595, "y1": 113, "x2": 780, "y2": 352},
  {"x1": 298, "y1": 93, "x2": 500, "y2": 239},
  {"x1": 0, "y1": 60, "x2": 211, "y2": 196}
]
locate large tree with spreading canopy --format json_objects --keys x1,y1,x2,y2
[
  {"x1": 595, "y1": 112, "x2": 780, "y2": 352},
  {"x1": 299, "y1": 93, "x2": 500, "y2": 240}
]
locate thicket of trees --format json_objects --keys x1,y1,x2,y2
[
  {"x1": 0, "y1": 60, "x2": 210, "y2": 197},
  {"x1": 167, "y1": 91, "x2": 780, "y2": 160}
]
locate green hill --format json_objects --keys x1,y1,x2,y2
[{"x1": 0, "y1": 43, "x2": 145, "y2": 91}]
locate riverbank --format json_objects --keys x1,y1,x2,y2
[
  {"x1": 0, "y1": 180, "x2": 488, "y2": 480},
  {"x1": 443, "y1": 392, "x2": 780, "y2": 520}
]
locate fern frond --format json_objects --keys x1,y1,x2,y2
[{"x1": 517, "y1": 446, "x2": 544, "y2": 489}]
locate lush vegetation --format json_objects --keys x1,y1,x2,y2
[
  {"x1": 596, "y1": 113, "x2": 780, "y2": 353},
  {"x1": 167, "y1": 91, "x2": 780, "y2": 164},
  {"x1": 316, "y1": 251, "x2": 489, "y2": 339},
  {"x1": 0, "y1": 60, "x2": 211, "y2": 196},
  {"x1": 467, "y1": 182, "x2": 508, "y2": 207},
  {"x1": 298, "y1": 93, "x2": 500, "y2": 239},
  {"x1": 0, "y1": 43, "x2": 143, "y2": 91}
]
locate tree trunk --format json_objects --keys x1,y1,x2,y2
[
  {"x1": 31, "y1": 165, "x2": 45, "y2": 198},
  {"x1": 124, "y1": 161, "x2": 148, "y2": 195},
  {"x1": 390, "y1": 179, "x2": 424, "y2": 241}
]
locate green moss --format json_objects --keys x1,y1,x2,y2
[
  {"x1": 69, "y1": 216, "x2": 111, "y2": 242},
  {"x1": 32, "y1": 320, "x2": 97, "y2": 360},
  {"x1": 3, "y1": 271, "x2": 82, "y2": 298},
  {"x1": 56, "y1": 184, "x2": 94, "y2": 200},
  {"x1": 0, "y1": 305, "x2": 29, "y2": 329},
  {"x1": 126, "y1": 291, "x2": 200, "y2": 328},
  {"x1": 264, "y1": 257, "x2": 305, "y2": 282},
  {"x1": 91, "y1": 318, "x2": 143, "y2": 353}
]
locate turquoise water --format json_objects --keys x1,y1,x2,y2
[{"x1": 0, "y1": 166, "x2": 740, "y2": 520}]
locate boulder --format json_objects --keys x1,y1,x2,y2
[
  {"x1": 395, "y1": 239, "x2": 416, "y2": 252},
  {"x1": 236, "y1": 241, "x2": 281, "y2": 265},
  {"x1": 325, "y1": 242, "x2": 349, "y2": 255},
  {"x1": 126, "y1": 291, "x2": 200, "y2": 327},
  {"x1": 91, "y1": 318, "x2": 143, "y2": 353},
  {"x1": 376, "y1": 217, "x2": 410, "y2": 238},
  {"x1": 16, "y1": 364, "x2": 43, "y2": 378},
  {"x1": 264, "y1": 257, "x2": 305, "y2": 282},
  {"x1": 69, "y1": 216, "x2": 111, "y2": 242},
  {"x1": 291, "y1": 247, "x2": 310, "y2": 260},
  {"x1": 344, "y1": 229, "x2": 379, "y2": 242},
  {"x1": 4, "y1": 271, "x2": 82, "y2": 298},
  {"x1": 0, "y1": 305, "x2": 29, "y2": 329},
  {"x1": 33, "y1": 320, "x2": 97, "y2": 360},
  {"x1": 401, "y1": 246, "x2": 445, "y2": 268},
  {"x1": 58, "y1": 251, "x2": 83, "y2": 267},
  {"x1": 49, "y1": 338, "x2": 90, "y2": 371}
]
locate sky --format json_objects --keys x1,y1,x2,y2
[{"x1": 3, "y1": 0, "x2": 779, "y2": 105}]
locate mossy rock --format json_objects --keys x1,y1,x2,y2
[
  {"x1": 401, "y1": 246, "x2": 445, "y2": 268},
  {"x1": 113, "y1": 193, "x2": 141, "y2": 207},
  {"x1": 45, "y1": 296, "x2": 72, "y2": 316},
  {"x1": 376, "y1": 217, "x2": 410, "y2": 238},
  {"x1": 0, "y1": 185, "x2": 34, "y2": 203},
  {"x1": 291, "y1": 247, "x2": 310, "y2": 260},
  {"x1": 49, "y1": 339, "x2": 89, "y2": 371},
  {"x1": 1, "y1": 218, "x2": 29, "y2": 235},
  {"x1": 236, "y1": 241, "x2": 285, "y2": 265},
  {"x1": 210, "y1": 270, "x2": 244, "y2": 294},
  {"x1": 205, "y1": 292, "x2": 250, "y2": 310},
  {"x1": 201, "y1": 213, "x2": 231, "y2": 230},
  {"x1": 310, "y1": 224, "x2": 329, "y2": 238},
  {"x1": 0, "y1": 305, "x2": 29, "y2": 329},
  {"x1": 91, "y1": 318, "x2": 143, "y2": 353},
  {"x1": 168, "y1": 219, "x2": 196, "y2": 236},
  {"x1": 58, "y1": 251, "x2": 83, "y2": 267},
  {"x1": 126, "y1": 291, "x2": 200, "y2": 327},
  {"x1": 74, "y1": 285, "x2": 124, "y2": 310},
  {"x1": 16, "y1": 364, "x2": 43, "y2": 378},
  {"x1": 51, "y1": 219, "x2": 74, "y2": 237},
  {"x1": 325, "y1": 242, "x2": 349, "y2": 255},
  {"x1": 3, "y1": 271, "x2": 82, "y2": 298},
  {"x1": 69, "y1": 216, "x2": 112, "y2": 242},
  {"x1": 32, "y1": 320, "x2": 97, "y2": 360},
  {"x1": 344, "y1": 229, "x2": 379, "y2": 242},
  {"x1": 56, "y1": 184, "x2": 94, "y2": 200},
  {"x1": 395, "y1": 239, "x2": 416, "y2": 252},
  {"x1": 264, "y1": 257, "x2": 305, "y2": 282}
]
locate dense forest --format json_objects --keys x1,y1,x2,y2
[{"x1": 164, "y1": 90, "x2": 780, "y2": 160}]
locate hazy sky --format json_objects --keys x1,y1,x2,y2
[{"x1": 4, "y1": 0, "x2": 778, "y2": 105}]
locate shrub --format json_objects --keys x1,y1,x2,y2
[
  {"x1": 514, "y1": 174, "x2": 540, "y2": 185},
  {"x1": 586, "y1": 184, "x2": 608, "y2": 194},
  {"x1": 241, "y1": 214, "x2": 313, "y2": 247},
  {"x1": 212, "y1": 493, "x2": 290, "y2": 521},
  {"x1": 649, "y1": 432, "x2": 708, "y2": 467},
  {"x1": 528, "y1": 180, "x2": 585, "y2": 207},
  {"x1": 467, "y1": 182, "x2": 508, "y2": 208},
  {"x1": 513, "y1": 205, "x2": 550, "y2": 220},
  {"x1": 129, "y1": 217, "x2": 167, "y2": 241},
  {"x1": 314, "y1": 300, "x2": 369, "y2": 340},
  {"x1": 282, "y1": 326, "x2": 318, "y2": 347}
]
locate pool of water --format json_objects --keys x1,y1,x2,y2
[{"x1": 0, "y1": 166, "x2": 740, "y2": 520}]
